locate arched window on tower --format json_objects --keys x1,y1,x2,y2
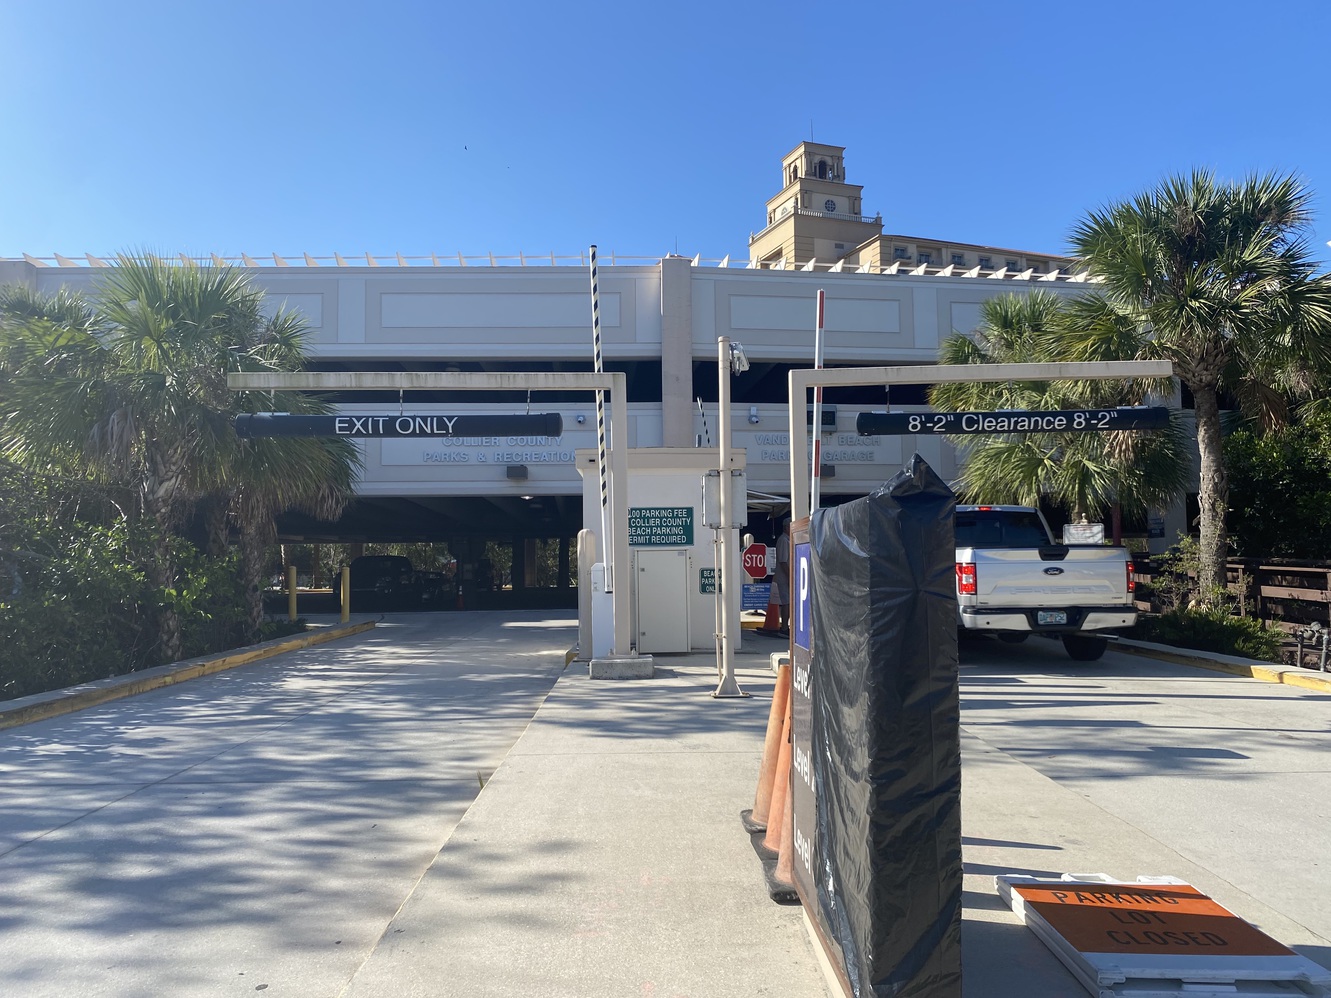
[
  {"x1": 789, "y1": 165, "x2": 799, "y2": 185},
  {"x1": 817, "y1": 160, "x2": 828, "y2": 179}
]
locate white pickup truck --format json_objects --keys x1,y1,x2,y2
[{"x1": 955, "y1": 505, "x2": 1136, "y2": 661}]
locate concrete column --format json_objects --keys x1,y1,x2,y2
[
  {"x1": 519, "y1": 538, "x2": 537, "y2": 587},
  {"x1": 660, "y1": 256, "x2": 694, "y2": 447}
]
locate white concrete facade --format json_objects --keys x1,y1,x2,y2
[{"x1": 0, "y1": 255, "x2": 1097, "y2": 505}]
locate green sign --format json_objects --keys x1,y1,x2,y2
[
  {"x1": 629, "y1": 506, "x2": 694, "y2": 547},
  {"x1": 700, "y1": 567, "x2": 721, "y2": 594}
]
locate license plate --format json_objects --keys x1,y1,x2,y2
[{"x1": 1037, "y1": 610, "x2": 1068, "y2": 625}]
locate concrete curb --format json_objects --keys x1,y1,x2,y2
[
  {"x1": 1114, "y1": 637, "x2": 1331, "y2": 693},
  {"x1": 0, "y1": 619, "x2": 377, "y2": 731}
]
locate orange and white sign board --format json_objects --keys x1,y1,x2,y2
[{"x1": 997, "y1": 875, "x2": 1331, "y2": 998}]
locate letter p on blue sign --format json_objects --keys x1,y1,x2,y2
[{"x1": 794, "y1": 542, "x2": 811, "y2": 650}]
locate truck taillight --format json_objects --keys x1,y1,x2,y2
[
  {"x1": 1127, "y1": 561, "x2": 1136, "y2": 593},
  {"x1": 956, "y1": 562, "x2": 977, "y2": 595}
]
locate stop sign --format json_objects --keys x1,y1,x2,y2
[{"x1": 742, "y1": 543, "x2": 769, "y2": 579}]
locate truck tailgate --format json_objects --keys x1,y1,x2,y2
[{"x1": 964, "y1": 547, "x2": 1128, "y2": 606}]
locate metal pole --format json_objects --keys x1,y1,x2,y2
[
  {"x1": 714, "y1": 337, "x2": 745, "y2": 698},
  {"x1": 712, "y1": 523, "x2": 724, "y2": 679},
  {"x1": 588, "y1": 246, "x2": 614, "y2": 592},
  {"x1": 809, "y1": 289, "x2": 826, "y2": 514},
  {"x1": 340, "y1": 565, "x2": 350, "y2": 624}
]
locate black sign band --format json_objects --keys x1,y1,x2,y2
[
  {"x1": 857, "y1": 407, "x2": 1171, "y2": 436},
  {"x1": 235, "y1": 413, "x2": 564, "y2": 438}
]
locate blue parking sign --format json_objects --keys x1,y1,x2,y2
[{"x1": 793, "y1": 542, "x2": 811, "y2": 650}]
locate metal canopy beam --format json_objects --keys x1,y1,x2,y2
[
  {"x1": 228, "y1": 370, "x2": 632, "y2": 657},
  {"x1": 787, "y1": 360, "x2": 1175, "y2": 522},
  {"x1": 228, "y1": 372, "x2": 621, "y2": 391}
]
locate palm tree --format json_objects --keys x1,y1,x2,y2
[
  {"x1": 226, "y1": 432, "x2": 358, "y2": 638},
  {"x1": 201, "y1": 304, "x2": 360, "y2": 638},
  {"x1": 1070, "y1": 172, "x2": 1331, "y2": 596},
  {"x1": 0, "y1": 255, "x2": 358, "y2": 660},
  {"x1": 931, "y1": 291, "x2": 1190, "y2": 537}
]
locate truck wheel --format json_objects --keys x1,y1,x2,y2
[
  {"x1": 997, "y1": 632, "x2": 1030, "y2": 644},
  {"x1": 1062, "y1": 634, "x2": 1108, "y2": 661}
]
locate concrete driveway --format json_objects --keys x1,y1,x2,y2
[
  {"x1": 0, "y1": 611, "x2": 573, "y2": 998},
  {"x1": 5, "y1": 617, "x2": 1329, "y2": 998},
  {"x1": 957, "y1": 632, "x2": 1331, "y2": 993}
]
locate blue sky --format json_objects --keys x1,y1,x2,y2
[{"x1": 4, "y1": 1, "x2": 1330, "y2": 265}]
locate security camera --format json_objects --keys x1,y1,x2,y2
[{"x1": 729, "y1": 342, "x2": 750, "y2": 374}]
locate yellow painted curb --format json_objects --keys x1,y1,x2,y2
[
  {"x1": 1273, "y1": 670, "x2": 1331, "y2": 693},
  {"x1": 1115, "y1": 642, "x2": 1331, "y2": 694},
  {"x1": 0, "y1": 620, "x2": 377, "y2": 731}
]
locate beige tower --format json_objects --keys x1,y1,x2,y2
[
  {"x1": 748, "y1": 142, "x2": 883, "y2": 269},
  {"x1": 748, "y1": 141, "x2": 1073, "y2": 276}
]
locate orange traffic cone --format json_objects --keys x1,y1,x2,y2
[
  {"x1": 742, "y1": 664, "x2": 791, "y2": 834},
  {"x1": 757, "y1": 590, "x2": 782, "y2": 633},
  {"x1": 760, "y1": 696, "x2": 793, "y2": 858},
  {"x1": 772, "y1": 776, "x2": 796, "y2": 889}
]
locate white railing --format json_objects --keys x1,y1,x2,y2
[
  {"x1": 793, "y1": 207, "x2": 881, "y2": 224},
  {"x1": 10, "y1": 251, "x2": 689, "y2": 270},
  {"x1": 7, "y1": 251, "x2": 1093, "y2": 282}
]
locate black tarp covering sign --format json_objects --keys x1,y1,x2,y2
[{"x1": 794, "y1": 454, "x2": 962, "y2": 997}]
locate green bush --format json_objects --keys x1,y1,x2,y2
[
  {"x1": 1129, "y1": 535, "x2": 1283, "y2": 662},
  {"x1": 1130, "y1": 607, "x2": 1282, "y2": 662},
  {"x1": 0, "y1": 470, "x2": 296, "y2": 700},
  {"x1": 170, "y1": 542, "x2": 251, "y2": 660},
  {"x1": 0, "y1": 519, "x2": 156, "y2": 699},
  {"x1": 1225, "y1": 412, "x2": 1331, "y2": 560}
]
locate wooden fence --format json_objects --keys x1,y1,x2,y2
[{"x1": 1130, "y1": 557, "x2": 1331, "y2": 668}]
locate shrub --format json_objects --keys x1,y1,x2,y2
[
  {"x1": 1146, "y1": 537, "x2": 1216, "y2": 612},
  {"x1": 0, "y1": 469, "x2": 286, "y2": 700},
  {"x1": 1225, "y1": 413, "x2": 1331, "y2": 560},
  {"x1": 1127, "y1": 535, "x2": 1283, "y2": 662},
  {"x1": 0, "y1": 519, "x2": 156, "y2": 699},
  {"x1": 170, "y1": 542, "x2": 251, "y2": 661},
  {"x1": 1130, "y1": 607, "x2": 1282, "y2": 662}
]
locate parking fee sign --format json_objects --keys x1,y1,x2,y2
[{"x1": 742, "y1": 543, "x2": 769, "y2": 579}]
